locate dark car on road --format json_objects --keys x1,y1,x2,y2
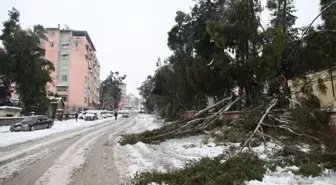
[{"x1": 9, "y1": 115, "x2": 54, "y2": 132}]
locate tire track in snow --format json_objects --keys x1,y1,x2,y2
[
  {"x1": 0, "y1": 120, "x2": 114, "y2": 166},
  {"x1": 0, "y1": 119, "x2": 118, "y2": 150},
  {"x1": 0, "y1": 136, "x2": 80, "y2": 185},
  {"x1": 34, "y1": 125, "x2": 109, "y2": 185},
  {"x1": 34, "y1": 118, "x2": 133, "y2": 185},
  {"x1": 71, "y1": 118, "x2": 137, "y2": 185},
  {"x1": 0, "y1": 119, "x2": 123, "y2": 185},
  {"x1": 0, "y1": 148, "x2": 54, "y2": 185}
]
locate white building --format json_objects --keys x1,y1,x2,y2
[
  {"x1": 118, "y1": 83, "x2": 126, "y2": 110},
  {"x1": 125, "y1": 93, "x2": 140, "y2": 110}
]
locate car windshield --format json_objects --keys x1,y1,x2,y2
[{"x1": 22, "y1": 116, "x2": 37, "y2": 122}]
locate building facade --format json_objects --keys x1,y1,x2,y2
[
  {"x1": 288, "y1": 69, "x2": 336, "y2": 108},
  {"x1": 118, "y1": 83, "x2": 126, "y2": 110},
  {"x1": 125, "y1": 93, "x2": 140, "y2": 110},
  {"x1": 45, "y1": 27, "x2": 100, "y2": 110}
]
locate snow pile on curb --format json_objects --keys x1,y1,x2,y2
[
  {"x1": 0, "y1": 126, "x2": 10, "y2": 133},
  {"x1": 0, "y1": 118, "x2": 115, "y2": 148}
]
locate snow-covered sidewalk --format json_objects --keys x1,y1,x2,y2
[{"x1": 0, "y1": 118, "x2": 116, "y2": 148}]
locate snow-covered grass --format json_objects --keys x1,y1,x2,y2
[
  {"x1": 247, "y1": 167, "x2": 336, "y2": 185},
  {"x1": 115, "y1": 136, "x2": 224, "y2": 179},
  {"x1": 115, "y1": 115, "x2": 226, "y2": 181},
  {"x1": 0, "y1": 118, "x2": 117, "y2": 148}
]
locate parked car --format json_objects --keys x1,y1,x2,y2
[
  {"x1": 85, "y1": 113, "x2": 98, "y2": 121},
  {"x1": 101, "y1": 112, "x2": 108, "y2": 119},
  {"x1": 9, "y1": 115, "x2": 54, "y2": 132},
  {"x1": 106, "y1": 112, "x2": 113, "y2": 118},
  {"x1": 78, "y1": 112, "x2": 86, "y2": 119},
  {"x1": 139, "y1": 110, "x2": 145, "y2": 114},
  {"x1": 122, "y1": 112, "x2": 130, "y2": 118}
]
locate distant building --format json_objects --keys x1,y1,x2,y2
[
  {"x1": 288, "y1": 69, "x2": 336, "y2": 108},
  {"x1": 118, "y1": 83, "x2": 126, "y2": 110},
  {"x1": 44, "y1": 26, "x2": 100, "y2": 110},
  {"x1": 126, "y1": 93, "x2": 140, "y2": 110}
]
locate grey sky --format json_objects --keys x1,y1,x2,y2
[{"x1": 0, "y1": 0, "x2": 321, "y2": 96}]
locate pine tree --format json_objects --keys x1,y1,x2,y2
[{"x1": 0, "y1": 8, "x2": 55, "y2": 114}]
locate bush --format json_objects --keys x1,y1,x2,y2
[
  {"x1": 131, "y1": 153, "x2": 266, "y2": 185},
  {"x1": 298, "y1": 163, "x2": 322, "y2": 177}
]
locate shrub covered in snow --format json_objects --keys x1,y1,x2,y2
[{"x1": 130, "y1": 153, "x2": 265, "y2": 185}]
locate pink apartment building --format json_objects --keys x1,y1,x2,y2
[{"x1": 45, "y1": 27, "x2": 100, "y2": 111}]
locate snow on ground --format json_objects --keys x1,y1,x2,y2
[
  {"x1": 34, "y1": 127, "x2": 107, "y2": 185},
  {"x1": 126, "y1": 114, "x2": 163, "y2": 134},
  {"x1": 0, "y1": 126, "x2": 10, "y2": 133},
  {"x1": 0, "y1": 118, "x2": 116, "y2": 148},
  {"x1": 115, "y1": 114, "x2": 225, "y2": 181},
  {"x1": 115, "y1": 114, "x2": 336, "y2": 185},
  {"x1": 247, "y1": 167, "x2": 336, "y2": 185},
  {"x1": 0, "y1": 147, "x2": 54, "y2": 183},
  {"x1": 246, "y1": 144, "x2": 336, "y2": 185},
  {"x1": 115, "y1": 136, "x2": 225, "y2": 181}
]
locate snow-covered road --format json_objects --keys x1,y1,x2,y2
[
  {"x1": 0, "y1": 118, "x2": 120, "y2": 148},
  {"x1": 0, "y1": 116, "x2": 133, "y2": 185}
]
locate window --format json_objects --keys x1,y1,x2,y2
[
  {"x1": 38, "y1": 116, "x2": 48, "y2": 121},
  {"x1": 49, "y1": 31, "x2": 55, "y2": 36},
  {"x1": 73, "y1": 41, "x2": 79, "y2": 47},
  {"x1": 62, "y1": 96, "x2": 68, "y2": 102},
  {"x1": 62, "y1": 54, "x2": 69, "y2": 60},
  {"x1": 56, "y1": 86, "x2": 68, "y2": 92},
  {"x1": 61, "y1": 75, "x2": 67, "y2": 81},
  {"x1": 49, "y1": 42, "x2": 54, "y2": 47},
  {"x1": 62, "y1": 43, "x2": 69, "y2": 49},
  {"x1": 22, "y1": 116, "x2": 37, "y2": 123}
]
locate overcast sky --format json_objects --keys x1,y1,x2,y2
[{"x1": 0, "y1": 0, "x2": 321, "y2": 96}]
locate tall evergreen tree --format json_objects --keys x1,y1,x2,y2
[
  {"x1": 0, "y1": 8, "x2": 55, "y2": 114},
  {"x1": 100, "y1": 71, "x2": 126, "y2": 110},
  {"x1": 320, "y1": 0, "x2": 336, "y2": 30}
]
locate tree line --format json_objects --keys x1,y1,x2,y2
[
  {"x1": 100, "y1": 71, "x2": 126, "y2": 110},
  {"x1": 138, "y1": 0, "x2": 336, "y2": 120}
]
